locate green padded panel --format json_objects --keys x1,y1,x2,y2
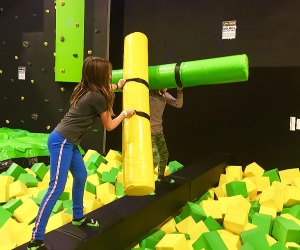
[{"x1": 55, "y1": 0, "x2": 85, "y2": 82}]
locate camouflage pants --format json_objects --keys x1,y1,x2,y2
[{"x1": 151, "y1": 133, "x2": 169, "y2": 177}]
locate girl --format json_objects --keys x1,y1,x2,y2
[
  {"x1": 28, "y1": 57, "x2": 135, "y2": 250},
  {"x1": 150, "y1": 87, "x2": 183, "y2": 184}
]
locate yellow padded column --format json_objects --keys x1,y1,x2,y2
[{"x1": 122, "y1": 32, "x2": 154, "y2": 196}]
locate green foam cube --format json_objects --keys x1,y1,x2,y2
[
  {"x1": 179, "y1": 202, "x2": 207, "y2": 223},
  {"x1": 204, "y1": 216, "x2": 223, "y2": 231},
  {"x1": 101, "y1": 171, "x2": 117, "y2": 183},
  {"x1": 272, "y1": 216, "x2": 300, "y2": 244},
  {"x1": 115, "y1": 182, "x2": 125, "y2": 197},
  {"x1": 6, "y1": 163, "x2": 27, "y2": 179},
  {"x1": 240, "y1": 228, "x2": 271, "y2": 250},
  {"x1": 252, "y1": 212, "x2": 273, "y2": 234},
  {"x1": 289, "y1": 205, "x2": 300, "y2": 220},
  {"x1": 240, "y1": 242, "x2": 255, "y2": 250},
  {"x1": 0, "y1": 206, "x2": 12, "y2": 228},
  {"x1": 2, "y1": 198, "x2": 23, "y2": 213},
  {"x1": 86, "y1": 153, "x2": 106, "y2": 167},
  {"x1": 18, "y1": 173, "x2": 39, "y2": 187},
  {"x1": 195, "y1": 191, "x2": 212, "y2": 203},
  {"x1": 140, "y1": 230, "x2": 165, "y2": 249},
  {"x1": 271, "y1": 241, "x2": 288, "y2": 250},
  {"x1": 52, "y1": 200, "x2": 63, "y2": 214},
  {"x1": 226, "y1": 181, "x2": 248, "y2": 198},
  {"x1": 85, "y1": 181, "x2": 97, "y2": 195},
  {"x1": 263, "y1": 168, "x2": 280, "y2": 184},
  {"x1": 31, "y1": 163, "x2": 49, "y2": 180},
  {"x1": 59, "y1": 191, "x2": 70, "y2": 201},
  {"x1": 192, "y1": 231, "x2": 228, "y2": 250},
  {"x1": 168, "y1": 160, "x2": 184, "y2": 173},
  {"x1": 63, "y1": 200, "x2": 72, "y2": 209}
]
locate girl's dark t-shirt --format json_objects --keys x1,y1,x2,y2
[{"x1": 55, "y1": 91, "x2": 107, "y2": 145}]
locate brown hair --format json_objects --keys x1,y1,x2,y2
[{"x1": 70, "y1": 56, "x2": 115, "y2": 114}]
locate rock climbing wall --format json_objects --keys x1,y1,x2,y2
[{"x1": 0, "y1": 0, "x2": 110, "y2": 152}]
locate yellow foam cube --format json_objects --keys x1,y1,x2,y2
[
  {"x1": 218, "y1": 195, "x2": 251, "y2": 216},
  {"x1": 0, "y1": 218, "x2": 17, "y2": 245},
  {"x1": 208, "y1": 188, "x2": 214, "y2": 199},
  {"x1": 266, "y1": 234, "x2": 277, "y2": 246},
  {"x1": 219, "y1": 174, "x2": 235, "y2": 186},
  {"x1": 226, "y1": 165, "x2": 243, "y2": 180},
  {"x1": 0, "y1": 184, "x2": 9, "y2": 203},
  {"x1": 25, "y1": 168, "x2": 37, "y2": 177},
  {"x1": 13, "y1": 198, "x2": 39, "y2": 224},
  {"x1": 156, "y1": 233, "x2": 190, "y2": 250},
  {"x1": 0, "y1": 218, "x2": 34, "y2": 247},
  {"x1": 259, "y1": 206, "x2": 277, "y2": 219},
  {"x1": 14, "y1": 223, "x2": 34, "y2": 247},
  {"x1": 16, "y1": 193, "x2": 33, "y2": 202},
  {"x1": 249, "y1": 176, "x2": 270, "y2": 192},
  {"x1": 291, "y1": 176, "x2": 300, "y2": 188},
  {"x1": 96, "y1": 183, "x2": 116, "y2": 204},
  {"x1": 242, "y1": 177, "x2": 258, "y2": 199},
  {"x1": 224, "y1": 205, "x2": 248, "y2": 235},
  {"x1": 87, "y1": 173, "x2": 101, "y2": 187},
  {"x1": 84, "y1": 191, "x2": 96, "y2": 200},
  {"x1": 285, "y1": 242, "x2": 300, "y2": 249},
  {"x1": 117, "y1": 171, "x2": 123, "y2": 183},
  {"x1": 218, "y1": 229, "x2": 241, "y2": 250},
  {"x1": 46, "y1": 210, "x2": 72, "y2": 232},
  {"x1": 160, "y1": 218, "x2": 177, "y2": 234},
  {"x1": 243, "y1": 223, "x2": 257, "y2": 231},
  {"x1": 164, "y1": 166, "x2": 171, "y2": 176},
  {"x1": 39, "y1": 171, "x2": 50, "y2": 188},
  {"x1": 201, "y1": 199, "x2": 223, "y2": 220},
  {"x1": 96, "y1": 182, "x2": 115, "y2": 197},
  {"x1": 0, "y1": 242, "x2": 17, "y2": 250},
  {"x1": 65, "y1": 173, "x2": 73, "y2": 190},
  {"x1": 107, "y1": 159, "x2": 122, "y2": 169},
  {"x1": 279, "y1": 168, "x2": 300, "y2": 185},
  {"x1": 105, "y1": 149, "x2": 122, "y2": 162},
  {"x1": 280, "y1": 213, "x2": 300, "y2": 226},
  {"x1": 9, "y1": 180, "x2": 28, "y2": 198},
  {"x1": 189, "y1": 220, "x2": 209, "y2": 242},
  {"x1": 0, "y1": 175, "x2": 14, "y2": 185},
  {"x1": 27, "y1": 187, "x2": 40, "y2": 198},
  {"x1": 98, "y1": 193, "x2": 116, "y2": 205},
  {"x1": 259, "y1": 186, "x2": 283, "y2": 212},
  {"x1": 214, "y1": 185, "x2": 226, "y2": 199},
  {"x1": 175, "y1": 216, "x2": 196, "y2": 234},
  {"x1": 97, "y1": 162, "x2": 112, "y2": 173},
  {"x1": 83, "y1": 149, "x2": 99, "y2": 162},
  {"x1": 283, "y1": 185, "x2": 300, "y2": 207},
  {"x1": 244, "y1": 162, "x2": 265, "y2": 177},
  {"x1": 84, "y1": 199, "x2": 103, "y2": 213}
]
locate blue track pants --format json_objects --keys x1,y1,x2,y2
[{"x1": 32, "y1": 130, "x2": 87, "y2": 240}]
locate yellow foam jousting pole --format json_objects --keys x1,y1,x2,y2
[{"x1": 122, "y1": 32, "x2": 155, "y2": 196}]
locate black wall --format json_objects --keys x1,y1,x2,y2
[
  {"x1": 109, "y1": 0, "x2": 300, "y2": 169},
  {"x1": 0, "y1": 0, "x2": 110, "y2": 153}
]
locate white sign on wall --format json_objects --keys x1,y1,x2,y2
[
  {"x1": 222, "y1": 20, "x2": 237, "y2": 40},
  {"x1": 18, "y1": 66, "x2": 26, "y2": 80}
]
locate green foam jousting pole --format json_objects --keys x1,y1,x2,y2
[{"x1": 112, "y1": 54, "x2": 249, "y2": 89}]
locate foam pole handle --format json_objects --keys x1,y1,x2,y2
[
  {"x1": 112, "y1": 54, "x2": 249, "y2": 89},
  {"x1": 122, "y1": 32, "x2": 155, "y2": 196}
]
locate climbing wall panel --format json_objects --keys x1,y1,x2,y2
[{"x1": 55, "y1": 0, "x2": 85, "y2": 82}]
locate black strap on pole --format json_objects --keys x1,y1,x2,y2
[
  {"x1": 174, "y1": 62, "x2": 183, "y2": 88},
  {"x1": 124, "y1": 78, "x2": 150, "y2": 121},
  {"x1": 135, "y1": 110, "x2": 150, "y2": 121},
  {"x1": 126, "y1": 78, "x2": 149, "y2": 89}
]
